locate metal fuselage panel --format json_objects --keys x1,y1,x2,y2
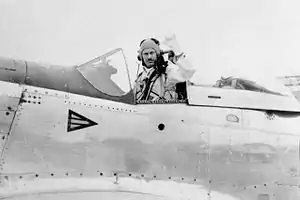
[
  {"x1": 0, "y1": 81, "x2": 300, "y2": 199},
  {"x1": 0, "y1": 81, "x2": 24, "y2": 171}
]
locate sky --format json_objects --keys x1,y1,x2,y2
[{"x1": 1, "y1": 0, "x2": 300, "y2": 86}]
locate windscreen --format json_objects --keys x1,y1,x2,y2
[{"x1": 77, "y1": 48, "x2": 132, "y2": 97}]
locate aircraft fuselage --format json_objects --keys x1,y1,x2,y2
[{"x1": 0, "y1": 57, "x2": 300, "y2": 200}]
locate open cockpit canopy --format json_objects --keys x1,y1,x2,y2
[
  {"x1": 216, "y1": 76, "x2": 293, "y2": 97},
  {"x1": 188, "y1": 74, "x2": 300, "y2": 112}
]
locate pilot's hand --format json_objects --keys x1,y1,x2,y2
[{"x1": 161, "y1": 33, "x2": 182, "y2": 55}]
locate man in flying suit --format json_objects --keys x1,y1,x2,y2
[{"x1": 135, "y1": 34, "x2": 196, "y2": 102}]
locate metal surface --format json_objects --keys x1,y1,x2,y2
[
  {"x1": 0, "y1": 53, "x2": 299, "y2": 199},
  {"x1": 187, "y1": 85, "x2": 300, "y2": 112}
]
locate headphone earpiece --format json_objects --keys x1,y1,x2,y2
[
  {"x1": 137, "y1": 54, "x2": 141, "y2": 61},
  {"x1": 160, "y1": 50, "x2": 164, "y2": 56}
]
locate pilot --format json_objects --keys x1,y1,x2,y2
[{"x1": 135, "y1": 34, "x2": 196, "y2": 102}]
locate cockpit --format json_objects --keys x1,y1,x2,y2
[{"x1": 75, "y1": 48, "x2": 300, "y2": 111}]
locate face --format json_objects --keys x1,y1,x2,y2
[{"x1": 141, "y1": 48, "x2": 157, "y2": 69}]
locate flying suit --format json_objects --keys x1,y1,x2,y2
[{"x1": 135, "y1": 53, "x2": 196, "y2": 102}]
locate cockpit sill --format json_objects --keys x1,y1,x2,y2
[{"x1": 137, "y1": 99, "x2": 188, "y2": 104}]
